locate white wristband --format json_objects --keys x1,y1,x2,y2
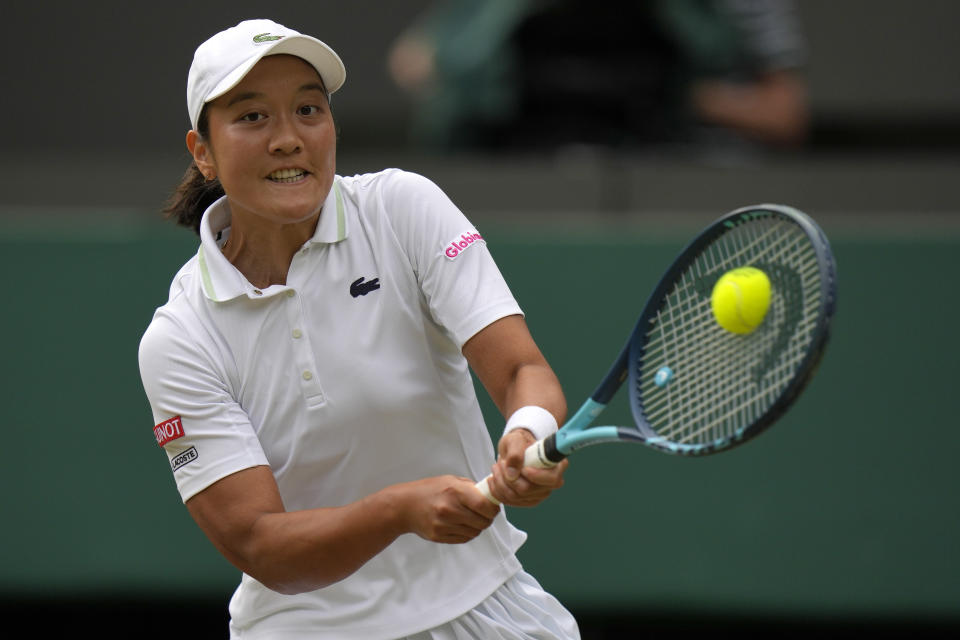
[{"x1": 502, "y1": 406, "x2": 558, "y2": 442}]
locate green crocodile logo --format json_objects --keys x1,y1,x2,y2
[{"x1": 253, "y1": 33, "x2": 284, "y2": 43}]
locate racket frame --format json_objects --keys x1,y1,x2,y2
[{"x1": 540, "y1": 204, "x2": 837, "y2": 463}]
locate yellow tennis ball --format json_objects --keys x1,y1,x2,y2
[{"x1": 711, "y1": 267, "x2": 772, "y2": 334}]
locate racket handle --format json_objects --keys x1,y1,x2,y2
[
  {"x1": 475, "y1": 438, "x2": 558, "y2": 504},
  {"x1": 474, "y1": 477, "x2": 499, "y2": 504}
]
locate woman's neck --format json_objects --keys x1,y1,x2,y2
[{"x1": 222, "y1": 212, "x2": 320, "y2": 289}]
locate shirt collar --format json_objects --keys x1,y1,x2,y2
[
  {"x1": 307, "y1": 177, "x2": 349, "y2": 246},
  {"x1": 196, "y1": 178, "x2": 349, "y2": 302}
]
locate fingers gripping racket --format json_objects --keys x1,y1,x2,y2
[{"x1": 476, "y1": 204, "x2": 837, "y2": 503}]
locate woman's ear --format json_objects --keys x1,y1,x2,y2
[{"x1": 186, "y1": 129, "x2": 216, "y2": 180}]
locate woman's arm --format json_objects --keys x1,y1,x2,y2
[
  {"x1": 462, "y1": 314, "x2": 569, "y2": 506},
  {"x1": 186, "y1": 466, "x2": 500, "y2": 595}
]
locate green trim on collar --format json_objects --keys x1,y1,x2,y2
[
  {"x1": 334, "y1": 181, "x2": 346, "y2": 241},
  {"x1": 198, "y1": 245, "x2": 218, "y2": 301}
]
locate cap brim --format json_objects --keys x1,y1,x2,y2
[{"x1": 205, "y1": 34, "x2": 346, "y2": 106}]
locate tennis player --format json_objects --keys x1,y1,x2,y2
[{"x1": 138, "y1": 18, "x2": 580, "y2": 639}]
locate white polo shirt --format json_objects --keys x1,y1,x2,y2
[{"x1": 138, "y1": 169, "x2": 528, "y2": 639}]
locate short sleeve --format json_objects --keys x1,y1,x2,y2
[
  {"x1": 380, "y1": 170, "x2": 523, "y2": 347},
  {"x1": 138, "y1": 312, "x2": 269, "y2": 502}
]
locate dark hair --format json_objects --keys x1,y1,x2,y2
[{"x1": 162, "y1": 105, "x2": 224, "y2": 235}]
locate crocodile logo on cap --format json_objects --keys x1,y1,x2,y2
[{"x1": 253, "y1": 33, "x2": 284, "y2": 43}]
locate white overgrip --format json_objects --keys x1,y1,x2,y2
[
  {"x1": 525, "y1": 437, "x2": 558, "y2": 469},
  {"x1": 475, "y1": 476, "x2": 497, "y2": 504}
]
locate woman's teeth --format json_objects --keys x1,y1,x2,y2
[{"x1": 269, "y1": 169, "x2": 306, "y2": 183}]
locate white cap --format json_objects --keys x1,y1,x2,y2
[{"x1": 187, "y1": 19, "x2": 346, "y2": 131}]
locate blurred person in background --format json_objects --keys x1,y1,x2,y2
[{"x1": 388, "y1": 0, "x2": 809, "y2": 153}]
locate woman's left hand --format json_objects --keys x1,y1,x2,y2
[{"x1": 487, "y1": 429, "x2": 569, "y2": 507}]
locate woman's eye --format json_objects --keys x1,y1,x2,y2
[
  {"x1": 240, "y1": 112, "x2": 265, "y2": 123},
  {"x1": 298, "y1": 105, "x2": 321, "y2": 116}
]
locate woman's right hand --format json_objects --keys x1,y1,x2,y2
[{"x1": 395, "y1": 475, "x2": 501, "y2": 544}]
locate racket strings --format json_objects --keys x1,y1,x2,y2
[
  {"x1": 638, "y1": 216, "x2": 823, "y2": 447},
  {"x1": 643, "y1": 220, "x2": 791, "y2": 435},
  {"x1": 669, "y1": 222, "x2": 818, "y2": 442},
  {"x1": 683, "y1": 220, "x2": 815, "y2": 439}
]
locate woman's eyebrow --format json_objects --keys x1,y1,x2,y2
[
  {"x1": 299, "y1": 82, "x2": 327, "y2": 94},
  {"x1": 227, "y1": 91, "x2": 262, "y2": 107}
]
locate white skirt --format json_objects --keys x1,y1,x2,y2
[{"x1": 402, "y1": 570, "x2": 581, "y2": 640}]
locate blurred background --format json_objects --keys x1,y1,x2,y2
[{"x1": 1, "y1": 0, "x2": 958, "y2": 637}]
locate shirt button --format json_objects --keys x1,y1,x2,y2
[
  {"x1": 252, "y1": 289, "x2": 263, "y2": 296},
  {"x1": 292, "y1": 329, "x2": 302, "y2": 339},
  {"x1": 286, "y1": 290, "x2": 295, "y2": 298},
  {"x1": 302, "y1": 371, "x2": 313, "y2": 381}
]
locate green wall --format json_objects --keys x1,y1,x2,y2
[{"x1": 1, "y1": 215, "x2": 957, "y2": 621}]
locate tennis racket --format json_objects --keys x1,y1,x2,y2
[{"x1": 476, "y1": 204, "x2": 837, "y2": 503}]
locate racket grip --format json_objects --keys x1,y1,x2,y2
[
  {"x1": 524, "y1": 438, "x2": 559, "y2": 469},
  {"x1": 475, "y1": 476, "x2": 499, "y2": 504},
  {"x1": 475, "y1": 438, "x2": 558, "y2": 504}
]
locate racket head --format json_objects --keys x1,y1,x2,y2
[{"x1": 625, "y1": 204, "x2": 837, "y2": 455}]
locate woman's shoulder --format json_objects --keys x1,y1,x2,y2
[
  {"x1": 141, "y1": 254, "x2": 205, "y2": 339},
  {"x1": 164, "y1": 253, "x2": 203, "y2": 303},
  {"x1": 337, "y1": 169, "x2": 455, "y2": 229},
  {"x1": 337, "y1": 168, "x2": 444, "y2": 199},
  {"x1": 139, "y1": 253, "x2": 220, "y2": 374}
]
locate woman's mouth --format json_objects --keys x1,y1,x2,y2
[{"x1": 268, "y1": 168, "x2": 308, "y2": 183}]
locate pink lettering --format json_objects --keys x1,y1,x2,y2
[{"x1": 443, "y1": 230, "x2": 486, "y2": 260}]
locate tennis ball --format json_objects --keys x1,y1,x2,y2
[{"x1": 710, "y1": 267, "x2": 772, "y2": 334}]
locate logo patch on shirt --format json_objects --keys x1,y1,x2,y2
[
  {"x1": 171, "y1": 446, "x2": 198, "y2": 471},
  {"x1": 154, "y1": 416, "x2": 185, "y2": 447},
  {"x1": 350, "y1": 276, "x2": 381, "y2": 297},
  {"x1": 444, "y1": 230, "x2": 485, "y2": 260}
]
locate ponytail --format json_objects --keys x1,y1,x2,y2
[
  {"x1": 163, "y1": 163, "x2": 224, "y2": 235},
  {"x1": 162, "y1": 106, "x2": 223, "y2": 235}
]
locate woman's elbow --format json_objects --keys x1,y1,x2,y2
[{"x1": 250, "y1": 560, "x2": 352, "y2": 595}]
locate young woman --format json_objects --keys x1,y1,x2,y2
[{"x1": 138, "y1": 19, "x2": 580, "y2": 639}]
